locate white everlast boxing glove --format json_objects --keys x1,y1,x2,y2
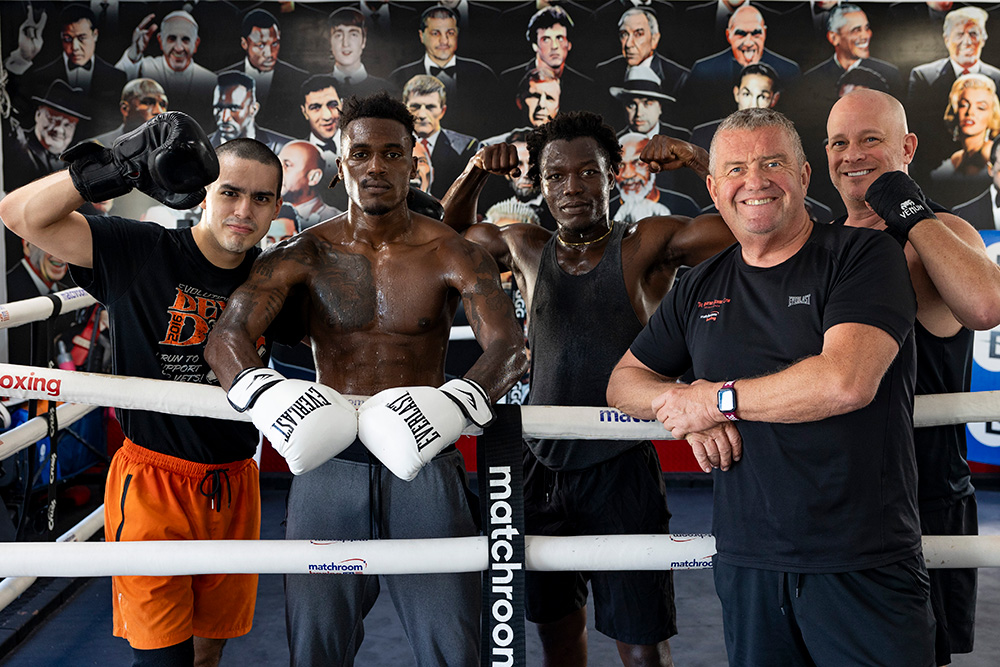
[
  {"x1": 358, "y1": 378, "x2": 495, "y2": 481},
  {"x1": 227, "y1": 367, "x2": 357, "y2": 475}
]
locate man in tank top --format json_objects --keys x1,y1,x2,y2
[{"x1": 442, "y1": 111, "x2": 734, "y2": 667}]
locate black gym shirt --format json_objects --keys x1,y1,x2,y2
[{"x1": 631, "y1": 222, "x2": 921, "y2": 572}]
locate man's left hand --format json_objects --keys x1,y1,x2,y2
[{"x1": 651, "y1": 379, "x2": 721, "y2": 439}]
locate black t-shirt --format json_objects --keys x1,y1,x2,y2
[
  {"x1": 631, "y1": 223, "x2": 921, "y2": 572},
  {"x1": 70, "y1": 216, "x2": 265, "y2": 464}
]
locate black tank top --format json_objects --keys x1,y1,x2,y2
[
  {"x1": 525, "y1": 223, "x2": 645, "y2": 471},
  {"x1": 832, "y1": 210, "x2": 975, "y2": 507},
  {"x1": 914, "y1": 320, "x2": 975, "y2": 507}
]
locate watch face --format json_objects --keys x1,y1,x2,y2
[{"x1": 718, "y1": 388, "x2": 736, "y2": 413}]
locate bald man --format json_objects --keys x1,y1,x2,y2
[
  {"x1": 90, "y1": 78, "x2": 168, "y2": 147},
  {"x1": 277, "y1": 140, "x2": 341, "y2": 230},
  {"x1": 680, "y1": 5, "x2": 800, "y2": 127},
  {"x1": 827, "y1": 88, "x2": 1000, "y2": 666}
]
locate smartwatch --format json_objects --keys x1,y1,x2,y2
[{"x1": 717, "y1": 380, "x2": 739, "y2": 422}]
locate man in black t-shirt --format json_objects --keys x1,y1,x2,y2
[
  {"x1": 827, "y1": 88, "x2": 1000, "y2": 667},
  {"x1": 0, "y1": 117, "x2": 282, "y2": 667},
  {"x1": 608, "y1": 107, "x2": 935, "y2": 666}
]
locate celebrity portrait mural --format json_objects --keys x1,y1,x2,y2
[{"x1": 3, "y1": 0, "x2": 1000, "y2": 379}]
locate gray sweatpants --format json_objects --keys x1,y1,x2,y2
[{"x1": 284, "y1": 448, "x2": 481, "y2": 667}]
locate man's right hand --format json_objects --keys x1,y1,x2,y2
[
  {"x1": 227, "y1": 367, "x2": 358, "y2": 475},
  {"x1": 5, "y1": 4, "x2": 46, "y2": 74},
  {"x1": 685, "y1": 423, "x2": 742, "y2": 473},
  {"x1": 127, "y1": 13, "x2": 157, "y2": 62},
  {"x1": 473, "y1": 143, "x2": 521, "y2": 178},
  {"x1": 61, "y1": 112, "x2": 219, "y2": 209}
]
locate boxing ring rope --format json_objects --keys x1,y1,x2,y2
[
  {"x1": 0, "y1": 288, "x2": 96, "y2": 329},
  {"x1": 0, "y1": 402, "x2": 97, "y2": 461},
  {"x1": 0, "y1": 362, "x2": 999, "y2": 583}
]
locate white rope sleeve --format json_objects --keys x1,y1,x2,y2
[
  {"x1": 0, "y1": 288, "x2": 96, "y2": 330},
  {"x1": 0, "y1": 403, "x2": 98, "y2": 462},
  {"x1": 0, "y1": 364, "x2": 993, "y2": 438}
]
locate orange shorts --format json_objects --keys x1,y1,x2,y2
[{"x1": 104, "y1": 439, "x2": 261, "y2": 650}]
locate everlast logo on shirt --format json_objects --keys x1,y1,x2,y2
[
  {"x1": 159, "y1": 286, "x2": 227, "y2": 346},
  {"x1": 386, "y1": 392, "x2": 441, "y2": 450},
  {"x1": 273, "y1": 387, "x2": 333, "y2": 441}
]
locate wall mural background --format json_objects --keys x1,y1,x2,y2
[{"x1": 4, "y1": 0, "x2": 1000, "y2": 464}]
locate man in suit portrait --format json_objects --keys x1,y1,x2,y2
[
  {"x1": 115, "y1": 10, "x2": 216, "y2": 125},
  {"x1": 4, "y1": 80, "x2": 89, "y2": 191},
  {"x1": 689, "y1": 62, "x2": 780, "y2": 150},
  {"x1": 680, "y1": 4, "x2": 800, "y2": 127},
  {"x1": 515, "y1": 68, "x2": 563, "y2": 130},
  {"x1": 610, "y1": 65, "x2": 688, "y2": 140},
  {"x1": 908, "y1": 6, "x2": 1000, "y2": 181},
  {"x1": 390, "y1": 4, "x2": 498, "y2": 136},
  {"x1": 217, "y1": 9, "x2": 309, "y2": 137},
  {"x1": 89, "y1": 78, "x2": 167, "y2": 147},
  {"x1": 326, "y1": 7, "x2": 392, "y2": 99},
  {"x1": 500, "y1": 5, "x2": 592, "y2": 114},
  {"x1": 955, "y1": 139, "x2": 1000, "y2": 230},
  {"x1": 277, "y1": 141, "x2": 342, "y2": 231},
  {"x1": 208, "y1": 72, "x2": 292, "y2": 154},
  {"x1": 403, "y1": 75, "x2": 477, "y2": 200},
  {"x1": 595, "y1": 5, "x2": 689, "y2": 119},
  {"x1": 801, "y1": 3, "x2": 902, "y2": 103},
  {"x1": 7, "y1": 3, "x2": 126, "y2": 138}
]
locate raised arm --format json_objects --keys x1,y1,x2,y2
[
  {"x1": 0, "y1": 171, "x2": 94, "y2": 268},
  {"x1": 866, "y1": 170, "x2": 1000, "y2": 332},
  {"x1": 441, "y1": 142, "x2": 521, "y2": 233},
  {"x1": 448, "y1": 238, "x2": 529, "y2": 402},
  {"x1": 640, "y1": 134, "x2": 710, "y2": 183}
]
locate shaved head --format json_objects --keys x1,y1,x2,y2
[{"x1": 826, "y1": 89, "x2": 917, "y2": 209}]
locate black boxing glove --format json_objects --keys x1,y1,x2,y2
[
  {"x1": 407, "y1": 185, "x2": 444, "y2": 220},
  {"x1": 61, "y1": 111, "x2": 219, "y2": 210},
  {"x1": 864, "y1": 171, "x2": 938, "y2": 244}
]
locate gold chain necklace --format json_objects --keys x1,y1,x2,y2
[{"x1": 556, "y1": 224, "x2": 613, "y2": 248}]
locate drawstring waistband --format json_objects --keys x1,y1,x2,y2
[
  {"x1": 199, "y1": 468, "x2": 232, "y2": 512},
  {"x1": 778, "y1": 572, "x2": 802, "y2": 616}
]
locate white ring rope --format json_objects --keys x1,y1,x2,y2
[
  {"x1": 0, "y1": 288, "x2": 96, "y2": 330},
  {"x1": 0, "y1": 534, "x2": 996, "y2": 579},
  {"x1": 0, "y1": 402, "x2": 97, "y2": 462},
  {"x1": 0, "y1": 505, "x2": 104, "y2": 610},
  {"x1": 0, "y1": 364, "x2": 992, "y2": 438}
]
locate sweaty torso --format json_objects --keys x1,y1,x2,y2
[{"x1": 283, "y1": 216, "x2": 463, "y2": 396}]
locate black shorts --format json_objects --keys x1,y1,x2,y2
[
  {"x1": 920, "y1": 493, "x2": 978, "y2": 665},
  {"x1": 713, "y1": 556, "x2": 935, "y2": 667},
  {"x1": 522, "y1": 442, "x2": 676, "y2": 646}
]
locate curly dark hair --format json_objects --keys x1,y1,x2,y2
[
  {"x1": 339, "y1": 91, "x2": 416, "y2": 145},
  {"x1": 526, "y1": 111, "x2": 622, "y2": 187}
]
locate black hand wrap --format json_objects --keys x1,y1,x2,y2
[
  {"x1": 864, "y1": 170, "x2": 937, "y2": 244},
  {"x1": 61, "y1": 111, "x2": 219, "y2": 210}
]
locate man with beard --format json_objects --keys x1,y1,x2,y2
[
  {"x1": 205, "y1": 92, "x2": 527, "y2": 666},
  {"x1": 276, "y1": 141, "x2": 341, "y2": 231},
  {"x1": 612, "y1": 132, "x2": 700, "y2": 223},
  {"x1": 5, "y1": 80, "x2": 90, "y2": 191},
  {"x1": 442, "y1": 111, "x2": 733, "y2": 667},
  {"x1": 208, "y1": 72, "x2": 292, "y2": 154}
]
